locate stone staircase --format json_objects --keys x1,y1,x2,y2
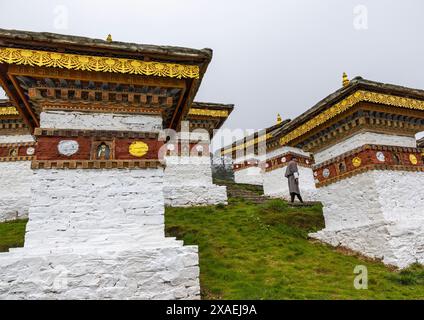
[{"x1": 214, "y1": 179, "x2": 321, "y2": 207}]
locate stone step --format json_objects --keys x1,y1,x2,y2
[{"x1": 287, "y1": 201, "x2": 321, "y2": 207}]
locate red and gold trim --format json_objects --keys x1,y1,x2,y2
[
  {"x1": 0, "y1": 142, "x2": 35, "y2": 161},
  {"x1": 31, "y1": 159, "x2": 162, "y2": 170},
  {"x1": 33, "y1": 128, "x2": 163, "y2": 169},
  {"x1": 164, "y1": 142, "x2": 210, "y2": 157},
  {"x1": 313, "y1": 145, "x2": 424, "y2": 187},
  {"x1": 264, "y1": 152, "x2": 314, "y2": 172},
  {"x1": 233, "y1": 159, "x2": 259, "y2": 172}
]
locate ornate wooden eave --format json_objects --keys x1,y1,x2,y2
[
  {"x1": 0, "y1": 29, "x2": 213, "y2": 133},
  {"x1": 276, "y1": 77, "x2": 424, "y2": 149},
  {"x1": 185, "y1": 102, "x2": 234, "y2": 138},
  {"x1": 220, "y1": 119, "x2": 290, "y2": 157}
]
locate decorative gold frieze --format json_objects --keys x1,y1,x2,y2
[
  {"x1": 188, "y1": 108, "x2": 229, "y2": 118},
  {"x1": 0, "y1": 106, "x2": 19, "y2": 116},
  {"x1": 221, "y1": 133, "x2": 273, "y2": 155},
  {"x1": 280, "y1": 90, "x2": 424, "y2": 146},
  {"x1": 0, "y1": 47, "x2": 200, "y2": 79}
]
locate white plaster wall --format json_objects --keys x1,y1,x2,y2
[
  {"x1": 0, "y1": 134, "x2": 35, "y2": 222},
  {"x1": 0, "y1": 245, "x2": 200, "y2": 299},
  {"x1": 374, "y1": 171, "x2": 424, "y2": 223},
  {"x1": 25, "y1": 168, "x2": 166, "y2": 248},
  {"x1": 310, "y1": 170, "x2": 424, "y2": 268},
  {"x1": 234, "y1": 167, "x2": 263, "y2": 186},
  {"x1": 163, "y1": 156, "x2": 227, "y2": 207},
  {"x1": 315, "y1": 172, "x2": 384, "y2": 230},
  {"x1": 0, "y1": 134, "x2": 34, "y2": 143},
  {"x1": 263, "y1": 166, "x2": 317, "y2": 201},
  {"x1": 40, "y1": 110, "x2": 163, "y2": 132},
  {"x1": 0, "y1": 167, "x2": 201, "y2": 299},
  {"x1": 314, "y1": 132, "x2": 417, "y2": 164},
  {"x1": 0, "y1": 162, "x2": 33, "y2": 222}
]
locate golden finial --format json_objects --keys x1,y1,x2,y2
[
  {"x1": 277, "y1": 113, "x2": 282, "y2": 124},
  {"x1": 342, "y1": 72, "x2": 350, "y2": 87},
  {"x1": 106, "y1": 34, "x2": 113, "y2": 42}
]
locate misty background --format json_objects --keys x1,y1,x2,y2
[{"x1": 1, "y1": 0, "x2": 423, "y2": 149}]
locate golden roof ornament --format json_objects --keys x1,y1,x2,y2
[
  {"x1": 106, "y1": 34, "x2": 113, "y2": 42},
  {"x1": 277, "y1": 113, "x2": 282, "y2": 124},
  {"x1": 342, "y1": 72, "x2": 350, "y2": 87}
]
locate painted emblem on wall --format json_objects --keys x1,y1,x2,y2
[
  {"x1": 8, "y1": 147, "x2": 18, "y2": 157},
  {"x1": 58, "y1": 140, "x2": 79, "y2": 156},
  {"x1": 376, "y1": 151, "x2": 385, "y2": 162},
  {"x1": 281, "y1": 157, "x2": 287, "y2": 163},
  {"x1": 352, "y1": 157, "x2": 362, "y2": 167},
  {"x1": 97, "y1": 143, "x2": 111, "y2": 160},
  {"x1": 26, "y1": 147, "x2": 35, "y2": 156},
  {"x1": 322, "y1": 168, "x2": 330, "y2": 178},
  {"x1": 129, "y1": 141, "x2": 149, "y2": 158},
  {"x1": 409, "y1": 154, "x2": 418, "y2": 165}
]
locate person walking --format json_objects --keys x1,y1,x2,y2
[{"x1": 284, "y1": 157, "x2": 304, "y2": 203}]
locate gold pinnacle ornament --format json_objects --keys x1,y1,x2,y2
[
  {"x1": 106, "y1": 34, "x2": 113, "y2": 42},
  {"x1": 343, "y1": 72, "x2": 350, "y2": 87},
  {"x1": 277, "y1": 113, "x2": 282, "y2": 124}
]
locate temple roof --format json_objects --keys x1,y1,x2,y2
[
  {"x1": 183, "y1": 102, "x2": 234, "y2": 138},
  {"x1": 0, "y1": 29, "x2": 212, "y2": 63},
  {"x1": 220, "y1": 118, "x2": 291, "y2": 156},
  {"x1": 281, "y1": 77, "x2": 424, "y2": 140},
  {"x1": 418, "y1": 137, "x2": 424, "y2": 148},
  {"x1": 0, "y1": 29, "x2": 216, "y2": 132}
]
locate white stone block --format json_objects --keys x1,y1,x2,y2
[
  {"x1": 310, "y1": 170, "x2": 424, "y2": 268},
  {"x1": 40, "y1": 110, "x2": 163, "y2": 132}
]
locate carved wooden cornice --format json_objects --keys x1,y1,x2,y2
[
  {"x1": 313, "y1": 144, "x2": 424, "y2": 187},
  {"x1": 31, "y1": 159, "x2": 163, "y2": 170},
  {"x1": 34, "y1": 128, "x2": 159, "y2": 139},
  {"x1": 280, "y1": 90, "x2": 424, "y2": 147},
  {"x1": 0, "y1": 47, "x2": 200, "y2": 79},
  {"x1": 0, "y1": 106, "x2": 19, "y2": 116},
  {"x1": 264, "y1": 152, "x2": 314, "y2": 173}
]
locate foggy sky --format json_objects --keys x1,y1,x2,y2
[{"x1": 1, "y1": 0, "x2": 424, "y2": 147}]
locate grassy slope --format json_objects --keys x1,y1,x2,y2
[
  {"x1": 0, "y1": 219, "x2": 27, "y2": 252},
  {"x1": 1, "y1": 201, "x2": 423, "y2": 299},
  {"x1": 166, "y1": 198, "x2": 424, "y2": 300}
]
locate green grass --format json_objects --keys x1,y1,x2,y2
[
  {"x1": 1, "y1": 201, "x2": 423, "y2": 299},
  {"x1": 0, "y1": 219, "x2": 28, "y2": 252},
  {"x1": 165, "y1": 198, "x2": 424, "y2": 300}
]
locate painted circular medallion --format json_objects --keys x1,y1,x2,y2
[
  {"x1": 281, "y1": 157, "x2": 287, "y2": 163},
  {"x1": 26, "y1": 147, "x2": 35, "y2": 156},
  {"x1": 58, "y1": 140, "x2": 79, "y2": 156},
  {"x1": 129, "y1": 141, "x2": 149, "y2": 157},
  {"x1": 352, "y1": 157, "x2": 362, "y2": 167},
  {"x1": 322, "y1": 168, "x2": 330, "y2": 178},
  {"x1": 376, "y1": 151, "x2": 385, "y2": 162},
  {"x1": 409, "y1": 154, "x2": 418, "y2": 165}
]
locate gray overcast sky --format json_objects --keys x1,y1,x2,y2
[{"x1": 1, "y1": 0, "x2": 424, "y2": 146}]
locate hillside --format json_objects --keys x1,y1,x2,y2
[{"x1": 1, "y1": 190, "x2": 423, "y2": 299}]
